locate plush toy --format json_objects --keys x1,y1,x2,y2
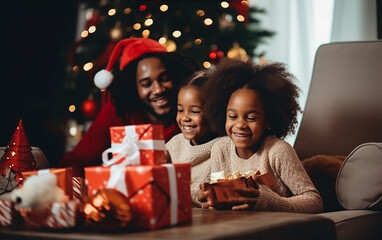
[
  {"x1": 302, "y1": 154, "x2": 346, "y2": 212},
  {"x1": 10, "y1": 173, "x2": 68, "y2": 211}
]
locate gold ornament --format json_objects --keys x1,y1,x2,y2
[
  {"x1": 227, "y1": 43, "x2": 249, "y2": 62},
  {"x1": 83, "y1": 189, "x2": 132, "y2": 231}
]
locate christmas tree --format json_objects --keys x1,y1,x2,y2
[{"x1": 63, "y1": 0, "x2": 274, "y2": 148}]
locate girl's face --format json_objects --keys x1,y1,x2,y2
[
  {"x1": 136, "y1": 57, "x2": 174, "y2": 120},
  {"x1": 177, "y1": 87, "x2": 210, "y2": 145},
  {"x1": 225, "y1": 88, "x2": 268, "y2": 159}
]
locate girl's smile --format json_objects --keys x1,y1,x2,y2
[{"x1": 225, "y1": 88, "x2": 269, "y2": 159}]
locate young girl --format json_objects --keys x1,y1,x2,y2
[
  {"x1": 166, "y1": 70, "x2": 220, "y2": 207},
  {"x1": 198, "y1": 58, "x2": 323, "y2": 213}
]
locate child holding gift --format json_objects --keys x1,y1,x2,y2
[
  {"x1": 198, "y1": 58, "x2": 323, "y2": 213},
  {"x1": 166, "y1": 70, "x2": 220, "y2": 207}
]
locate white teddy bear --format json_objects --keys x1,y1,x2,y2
[{"x1": 10, "y1": 173, "x2": 68, "y2": 211}]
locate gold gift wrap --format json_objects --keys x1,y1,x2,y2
[{"x1": 206, "y1": 170, "x2": 275, "y2": 210}]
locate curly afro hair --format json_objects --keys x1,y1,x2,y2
[{"x1": 203, "y1": 58, "x2": 301, "y2": 138}]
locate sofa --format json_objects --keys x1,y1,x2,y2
[{"x1": 293, "y1": 40, "x2": 382, "y2": 240}]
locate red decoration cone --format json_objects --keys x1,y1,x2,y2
[{"x1": 0, "y1": 119, "x2": 37, "y2": 181}]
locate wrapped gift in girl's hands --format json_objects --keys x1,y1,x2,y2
[{"x1": 199, "y1": 170, "x2": 276, "y2": 210}]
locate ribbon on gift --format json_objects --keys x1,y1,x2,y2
[
  {"x1": 106, "y1": 164, "x2": 178, "y2": 225},
  {"x1": 102, "y1": 126, "x2": 165, "y2": 167},
  {"x1": 210, "y1": 169, "x2": 258, "y2": 183},
  {"x1": 106, "y1": 165, "x2": 128, "y2": 196},
  {"x1": 163, "y1": 164, "x2": 178, "y2": 225},
  {"x1": 210, "y1": 170, "x2": 276, "y2": 189}
]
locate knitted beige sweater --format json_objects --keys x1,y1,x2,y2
[
  {"x1": 166, "y1": 133, "x2": 220, "y2": 207},
  {"x1": 210, "y1": 136, "x2": 323, "y2": 213}
]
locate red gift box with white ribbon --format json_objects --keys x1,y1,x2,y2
[
  {"x1": 85, "y1": 163, "x2": 192, "y2": 230},
  {"x1": 102, "y1": 124, "x2": 166, "y2": 166}
]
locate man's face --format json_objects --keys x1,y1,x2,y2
[{"x1": 136, "y1": 57, "x2": 175, "y2": 119}]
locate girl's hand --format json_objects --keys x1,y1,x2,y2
[
  {"x1": 230, "y1": 187, "x2": 260, "y2": 210},
  {"x1": 198, "y1": 182, "x2": 214, "y2": 209}
]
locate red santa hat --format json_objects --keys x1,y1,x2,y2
[{"x1": 94, "y1": 37, "x2": 168, "y2": 89}]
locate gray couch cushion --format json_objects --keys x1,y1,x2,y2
[
  {"x1": 336, "y1": 142, "x2": 382, "y2": 210},
  {"x1": 320, "y1": 210, "x2": 382, "y2": 240}
]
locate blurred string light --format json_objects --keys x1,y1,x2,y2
[
  {"x1": 88, "y1": 25, "x2": 96, "y2": 33},
  {"x1": 196, "y1": 10, "x2": 205, "y2": 16},
  {"x1": 203, "y1": 61, "x2": 211, "y2": 68},
  {"x1": 237, "y1": 15, "x2": 245, "y2": 22},
  {"x1": 83, "y1": 62, "x2": 93, "y2": 71},
  {"x1": 160, "y1": 4, "x2": 168, "y2": 12},
  {"x1": 142, "y1": 29, "x2": 150, "y2": 37},
  {"x1": 108, "y1": 8, "x2": 116, "y2": 16},
  {"x1": 133, "y1": 23, "x2": 141, "y2": 30},
  {"x1": 68, "y1": 104, "x2": 76, "y2": 112},
  {"x1": 172, "y1": 30, "x2": 181, "y2": 38},
  {"x1": 81, "y1": 30, "x2": 88, "y2": 38},
  {"x1": 221, "y1": 1, "x2": 229, "y2": 8},
  {"x1": 124, "y1": 7, "x2": 131, "y2": 14},
  {"x1": 204, "y1": 18, "x2": 213, "y2": 25},
  {"x1": 144, "y1": 18, "x2": 153, "y2": 26}
]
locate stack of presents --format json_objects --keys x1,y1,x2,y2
[{"x1": 0, "y1": 120, "x2": 192, "y2": 231}]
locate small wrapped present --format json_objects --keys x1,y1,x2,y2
[
  {"x1": 0, "y1": 198, "x2": 20, "y2": 227},
  {"x1": 85, "y1": 163, "x2": 192, "y2": 230},
  {"x1": 22, "y1": 168, "x2": 73, "y2": 199},
  {"x1": 206, "y1": 170, "x2": 275, "y2": 210},
  {"x1": 102, "y1": 124, "x2": 166, "y2": 166},
  {"x1": 72, "y1": 177, "x2": 86, "y2": 200},
  {"x1": 19, "y1": 199, "x2": 81, "y2": 229}
]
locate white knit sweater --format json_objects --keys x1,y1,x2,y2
[
  {"x1": 166, "y1": 133, "x2": 220, "y2": 207},
  {"x1": 210, "y1": 136, "x2": 323, "y2": 213}
]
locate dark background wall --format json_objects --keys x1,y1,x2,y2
[{"x1": 0, "y1": 1, "x2": 78, "y2": 167}]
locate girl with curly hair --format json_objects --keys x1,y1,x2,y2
[{"x1": 198, "y1": 58, "x2": 323, "y2": 213}]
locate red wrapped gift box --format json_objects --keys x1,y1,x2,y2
[
  {"x1": 85, "y1": 163, "x2": 192, "y2": 230},
  {"x1": 22, "y1": 168, "x2": 73, "y2": 199},
  {"x1": 102, "y1": 124, "x2": 166, "y2": 166},
  {"x1": 19, "y1": 199, "x2": 81, "y2": 229}
]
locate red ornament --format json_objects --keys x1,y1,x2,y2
[
  {"x1": 0, "y1": 119, "x2": 37, "y2": 182},
  {"x1": 138, "y1": 4, "x2": 147, "y2": 11},
  {"x1": 208, "y1": 49, "x2": 224, "y2": 65},
  {"x1": 81, "y1": 98, "x2": 99, "y2": 119},
  {"x1": 231, "y1": 0, "x2": 249, "y2": 23}
]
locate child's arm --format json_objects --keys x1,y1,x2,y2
[
  {"x1": 164, "y1": 150, "x2": 172, "y2": 163},
  {"x1": 252, "y1": 144, "x2": 323, "y2": 213}
]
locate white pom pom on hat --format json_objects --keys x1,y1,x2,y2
[
  {"x1": 94, "y1": 37, "x2": 168, "y2": 89},
  {"x1": 94, "y1": 69, "x2": 114, "y2": 89}
]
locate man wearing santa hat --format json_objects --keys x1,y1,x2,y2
[{"x1": 58, "y1": 37, "x2": 199, "y2": 177}]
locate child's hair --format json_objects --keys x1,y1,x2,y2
[
  {"x1": 180, "y1": 70, "x2": 208, "y2": 88},
  {"x1": 203, "y1": 58, "x2": 301, "y2": 138}
]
